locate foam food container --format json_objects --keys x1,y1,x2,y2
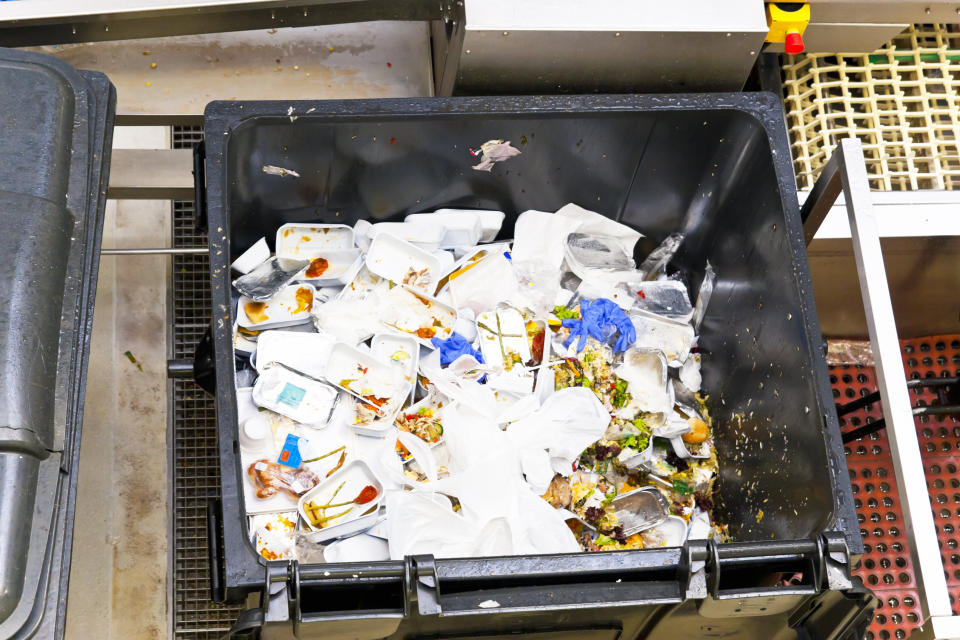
[
  {"x1": 237, "y1": 283, "x2": 317, "y2": 329},
  {"x1": 365, "y1": 233, "x2": 442, "y2": 293}
]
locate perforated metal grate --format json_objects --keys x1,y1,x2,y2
[
  {"x1": 782, "y1": 24, "x2": 960, "y2": 191},
  {"x1": 831, "y1": 334, "x2": 960, "y2": 640},
  {"x1": 171, "y1": 125, "x2": 242, "y2": 638}
]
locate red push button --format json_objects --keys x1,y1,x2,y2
[{"x1": 785, "y1": 31, "x2": 804, "y2": 54}]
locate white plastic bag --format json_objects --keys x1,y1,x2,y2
[
  {"x1": 448, "y1": 253, "x2": 519, "y2": 315},
  {"x1": 510, "y1": 210, "x2": 580, "y2": 269},
  {"x1": 311, "y1": 297, "x2": 380, "y2": 345},
  {"x1": 506, "y1": 387, "x2": 611, "y2": 471},
  {"x1": 372, "y1": 430, "x2": 440, "y2": 490},
  {"x1": 518, "y1": 448, "x2": 555, "y2": 495},
  {"x1": 514, "y1": 487, "x2": 581, "y2": 555},
  {"x1": 385, "y1": 491, "x2": 479, "y2": 559},
  {"x1": 554, "y1": 203, "x2": 642, "y2": 258},
  {"x1": 324, "y1": 534, "x2": 390, "y2": 563},
  {"x1": 439, "y1": 403, "x2": 509, "y2": 475}
]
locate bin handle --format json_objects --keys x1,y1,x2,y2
[
  {"x1": 707, "y1": 536, "x2": 826, "y2": 599},
  {"x1": 193, "y1": 141, "x2": 207, "y2": 232},
  {"x1": 207, "y1": 498, "x2": 226, "y2": 603}
]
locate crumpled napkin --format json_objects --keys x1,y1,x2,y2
[{"x1": 470, "y1": 139, "x2": 521, "y2": 171}]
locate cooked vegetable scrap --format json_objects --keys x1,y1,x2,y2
[
  {"x1": 244, "y1": 301, "x2": 269, "y2": 324},
  {"x1": 611, "y1": 378, "x2": 631, "y2": 409},
  {"x1": 396, "y1": 407, "x2": 443, "y2": 446},
  {"x1": 355, "y1": 485, "x2": 378, "y2": 504},
  {"x1": 554, "y1": 344, "x2": 631, "y2": 412},
  {"x1": 403, "y1": 267, "x2": 432, "y2": 288},
  {"x1": 325, "y1": 451, "x2": 347, "y2": 477},
  {"x1": 304, "y1": 483, "x2": 380, "y2": 529},
  {"x1": 542, "y1": 475, "x2": 572, "y2": 508},
  {"x1": 526, "y1": 321, "x2": 546, "y2": 364},
  {"x1": 682, "y1": 417, "x2": 710, "y2": 444},
  {"x1": 305, "y1": 257, "x2": 329, "y2": 278},
  {"x1": 553, "y1": 305, "x2": 580, "y2": 320},
  {"x1": 293, "y1": 287, "x2": 313, "y2": 314},
  {"x1": 303, "y1": 445, "x2": 346, "y2": 464}
]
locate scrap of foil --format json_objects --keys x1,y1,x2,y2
[{"x1": 233, "y1": 256, "x2": 310, "y2": 301}]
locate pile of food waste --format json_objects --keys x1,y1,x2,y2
[{"x1": 231, "y1": 203, "x2": 725, "y2": 563}]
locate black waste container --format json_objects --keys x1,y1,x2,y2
[
  {"x1": 201, "y1": 94, "x2": 875, "y2": 639},
  {"x1": 0, "y1": 48, "x2": 114, "y2": 639}
]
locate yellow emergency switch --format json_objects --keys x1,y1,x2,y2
[{"x1": 766, "y1": 2, "x2": 810, "y2": 54}]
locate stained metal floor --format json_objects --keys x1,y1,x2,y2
[{"x1": 170, "y1": 127, "x2": 242, "y2": 637}]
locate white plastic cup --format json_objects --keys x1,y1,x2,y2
[{"x1": 239, "y1": 413, "x2": 272, "y2": 452}]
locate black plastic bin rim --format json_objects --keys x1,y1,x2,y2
[
  {"x1": 207, "y1": 92, "x2": 790, "y2": 130},
  {"x1": 201, "y1": 92, "x2": 858, "y2": 598}
]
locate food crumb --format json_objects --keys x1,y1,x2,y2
[{"x1": 123, "y1": 350, "x2": 144, "y2": 372}]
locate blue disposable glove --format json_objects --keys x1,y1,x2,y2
[
  {"x1": 562, "y1": 299, "x2": 605, "y2": 352},
  {"x1": 431, "y1": 333, "x2": 484, "y2": 366},
  {"x1": 562, "y1": 298, "x2": 636, "y2": 353},
  {"x1": 612, "y1": 313, "x2": 636, "y2": 353}
]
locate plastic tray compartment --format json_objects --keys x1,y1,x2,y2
[{"x1": 201, "y1": 94, "x2": 870, "y2": 639}]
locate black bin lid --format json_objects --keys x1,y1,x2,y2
[{"x1": 0, "y1": 48, "x2": 113, "y2": 639}]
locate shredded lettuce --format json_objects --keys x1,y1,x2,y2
[
  {"x1": 602, "y1": 488, "x2": 617, "y2": 507},
  {"x1": 672, "y1": 479, "x2": 694, "y2": 495},
  {"x1": 612, "y1": 378, "x2": 630, "y2": 408},
  {"x1": 594, "y1": 534, "x2": 617, "y2": 547},
  {"x1": 553, "y1": 305, "x2": 579, "y2": 320}
]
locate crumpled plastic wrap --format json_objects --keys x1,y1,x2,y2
[
  {"x1": 691, "y1": 261, "x2": 716, "y2": 332},
  {"x1": 638, "y1": 233, "x2": 684, "y2": 280},
  {"x1": 311, "y1": 297, "x2": 381, "y2": 345},
  {"x1": 505, "y1": 388, "x2": 612, "y2": 478}
]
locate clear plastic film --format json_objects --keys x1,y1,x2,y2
[
  {"x1": 691, "y1": 261, "x2": 716, "y2": 332},
  {"x1": 638, "y1": 233, "x2": 684, "y2": 280},
  {"x1": 624, "y1": 279, "x2": 693, "y2": 322},
  {"x1": 565, "y1": 232, "x2": 636, "y2": 271}
]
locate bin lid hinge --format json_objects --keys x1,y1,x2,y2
[
  {"x1": 682, "y1": 539, "x2": 711, "y2": 599},
  {"x1": 410, "y1": 554, "x2": 441, "y2": 617},
  {"x1": 820, "y1": 532, "x2": 854, "y2": 591}
]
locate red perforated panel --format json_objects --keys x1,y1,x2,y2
[
  {"x1": 902, "y1": 336, "x2": 960, "y2": 458},
  {"x1": 923, "y1": 458, "x2": 960, "y2": 586},
  {"x1": 846, "y1": 459, "x2": 915, "y2": 591},
  {"x1": 830, "y1": 334, "x2": 960, "y2": 640},
  {"x1": 833, "y1": 365, "x2": 889, "y2": 461}
]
